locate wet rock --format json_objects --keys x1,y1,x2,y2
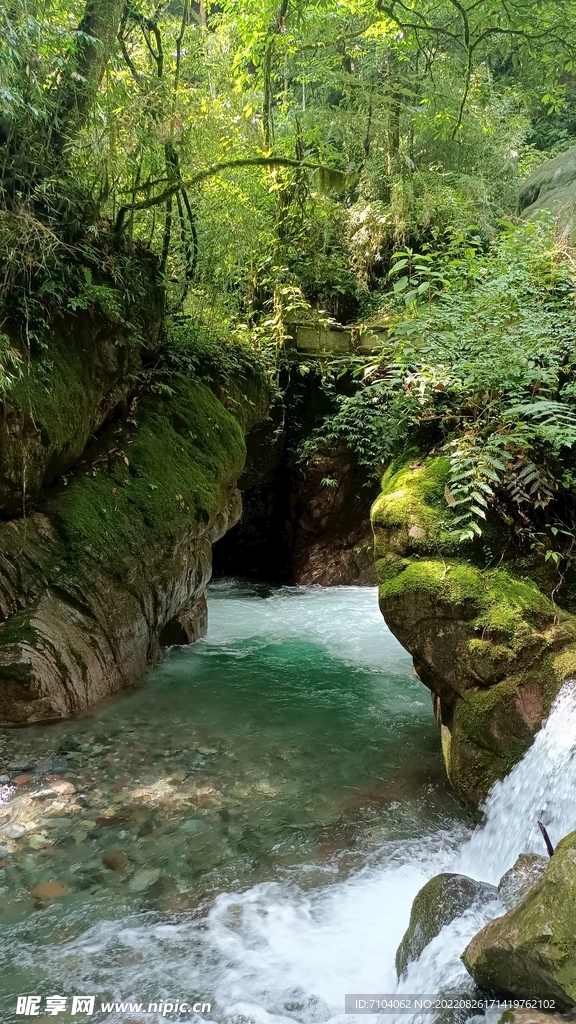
[
  {"x1": 31, "y1": 880, "x2": 68, "y2": 904},
  {"x1": 102, "y1": 849, "x2": 128, "y2": 872},
  {"x1": 14, "y1": 774, "x2": 32, "y2": 787},
  {"x1": 76, "y1": 871, "x2": 103, "y2": 890},
  {"x1": 462, "y1": 831, "x2": 576, "y2": 1010},
  {"x1": 96, "y1": 812, "x2": 130, "y2": 827},
  {"x1": 75, "y1": 795, "x2": 90, "y2": 808},
  {"x1": 498, "y1": 853, "x2": 548, "y2": 910},
  {"x1": 35, "y1": 758, "x2": 68, "y2": 775},
  {"x1": 396, "y1": 872, "x2": 498, "y2": 977},
  {"x1": 0, "y1": 373, "x2": 266, "y2": 727},
  {"x1": 129, "y1": 868, "x2": 161, "y2": 892},
  {"x1": 5, "y1": 822, "x2": 27, "y2": 839},
  {"x1": 498, "y1": 1010, "x2": 565, "y2": 1024},
  {"x1": 57, "y1": 739, "x2": 81, "y2": 754},
  {"x1": 45, "y1": 777, "x2": 76, "y2": 795},
  {"x1": 44, "y1": 818, "x2": 73, "y2": 828},
  {"x1": 8, "y1": 760, "x2": 33, "y2": 771},
  {"x1": 28, "y1": 834, "x2": 51, "y2": 850},
  {"x1": 197, "y1": 746, "x2": 217, "y2": 756},
  {"x1": 0, "y1": 775, "x2": 10, "y2": 783},
  {"x1": 180, "y1": 819, "x2": 205, "y2": 834},
  {"x1": 0, "y1": 844, "x2": 8, "y2": 857},
  {"x1": 30, "y1": 789, "x2": 56, "y2": 800},
  {"x1": 371, "y1": 457, "x2": 576, "y2": 807},
  {"x1": 138, "y1": 821, "x2": 154, "y2": 837}
]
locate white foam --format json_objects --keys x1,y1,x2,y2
[
  {"x1": 457, "y1": 679, "x2": 576, "y2": 882},
  {"x1": 205, "y1": 585, "x2": 410, "y2": 675},
  {"x1": 19, "y1": 594, "x2": 576, "y2": 1023}
]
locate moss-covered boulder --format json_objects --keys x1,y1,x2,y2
[
  {"x1": 0, "y1": 369, "x2": 268, "y2": 724},
  {"x1": 396, "y1": 872, "x2": 497, "y2": 977},
  {"x1": 519, "y1": 148, "x2": 576, "y2": 240},
  {"x1": 498, "y1": 854, "x2": 548, "y2": 911},
  {"x1": 371, "y1": 458, "x2": 576, "y2": 805},
  {"x1": 499, "y1": 1010, "x2": 564, "y2": 1024},
  {"x1": 0, "y1": 259, "x2": 163, "y2": 516},
  {"x1": 462, "y1": 832, "x2": 576, "y2": 1010}
]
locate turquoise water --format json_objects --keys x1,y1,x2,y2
[{"x1": 0, "y1": 583, "x2": 470, "y2": 1022}]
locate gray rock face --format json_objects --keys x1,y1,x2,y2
[
  {"x1": 498, "y1": 853, "x2": 548, "y2": 910},
  {"x1": 396, "y1": 872, "x2": 498, "y2": 977},
  {"x1": 519, "y1": 147, "x2": 576, "y2": 240}
]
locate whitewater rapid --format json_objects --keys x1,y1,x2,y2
[{"x1": 7, "y1": 587, "x2": 576, "y2": 1024}]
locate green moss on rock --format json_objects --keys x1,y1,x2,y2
[
  {"x1": 462, "y1": 831, "x2": 576, "y2": 1010},
  {"x1": 51, "y1": 375, "x2": 245, "y2": 580},
  {"x1": 372, "y1": 457, "x2": 455, "y2": 558},
  {"x1": 396, "y1": 873, "x2": 497, "y2": 977},
  {"x1": 371, "y1": 454, "x2": 576, "y2": 805}
]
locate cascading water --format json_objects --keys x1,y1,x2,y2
[
  {"x1": 457, "y1": 679, "x2": 576, "y2": 884},
  {"x1": 2, "y1": 585, "x2": 576, "y2": 1024}
]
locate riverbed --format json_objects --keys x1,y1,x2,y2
[{"x1": 2, "y1": 582, "x2": 569, "y2": 1023}]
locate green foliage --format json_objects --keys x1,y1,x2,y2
[
  {"x1": 303, "y1": 217, "x2": 576, "y2": 568},
  {"x1": 0, "y1": 332, "x2": 22, "y2": 394}
]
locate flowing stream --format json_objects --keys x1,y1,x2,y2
[{"x1": 1, "y1": 582, "x2": 576, "y2": 1023}]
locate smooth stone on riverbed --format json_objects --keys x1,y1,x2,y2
[
  {"x1": 129, "y1": 868, "x2": 161, "y2": 892},
  {"x1": 180, "y1": 819, "x2": 205, "y2": 834},
  {"x1": 102, "y1": 849, "x2": 128, "y2": 872},
  {"x1": 36, "y1": 758, "x2": 69, "y2": 774},
  {"x1": 498, "y1": 853, "x2": 548, "y2": 910},
  {"x1": 396, "y1": 873, "x2": 498, "y2": 977},
  {"x1": 31, "y1": 880, "x2": 68, "y2": 903},
  {"x1": 28, "y1": 834, "x2": 52, "y2": 850},
  {"x1": 4, "y1": 822, "x2": 27, "y2": 839}
]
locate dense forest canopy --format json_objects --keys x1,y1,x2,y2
[
  {"x1": 4, "y1": 0, "x2": 576, "y2": 589},
  {"x1": 3, "y1": 0, "x2": 576, "y2": 317}
]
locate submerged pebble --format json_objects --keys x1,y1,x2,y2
[
  {"x1": 5, "y1": 823, "x2": 26, "y2": 839},
  {"x1": 129, "y1": 868, "x2": 161, "y2": 892}
]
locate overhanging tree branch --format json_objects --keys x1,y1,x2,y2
[{"x1": 114, "y1": 156, "x2": 344, "y2": 232}]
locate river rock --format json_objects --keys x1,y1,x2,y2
[
  {"x1": 28, "y1": 834, "x2": 51, "y2": 850},
  {"x1": 498, "y1": 1010, "x2": 565, "y2": 1024},
  {"x1": 498, "y1": 853, "x2": 548, "y2": 910},
  {"x1": 14, "y1": 774, "x2": 32, "y2": 787},
  {"x1": 396, "y1": 872, "x2": 498, "y2": 977},
  {"x1": 45, "y1": 777, "x2": 76, "y2": 795},
  {"x1": 31, "y1": 880, "x2": 68, "y2": 903},
  {"x1": 462, "y1": 831, "x2": 576, "y2": 1010},
  {"x1": 129, "y1": 868, "x2": 161, "y2": 892},
  {"x1": 5, "y1": 822, "x2": 26, "y2": 838},
  {"x1": 102, "y1": 849, "x2": 128, "y2": 872},
  {"x1": 180, "y1": 819, "x2": 205, "y2": 834}
]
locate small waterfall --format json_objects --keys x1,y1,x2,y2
[
  {"x1": 457, "y1": 679, "x2": 576, "y2": 883},
  {"x1": 394, "y1": 680, "x2": 576, "y2": 1014}
]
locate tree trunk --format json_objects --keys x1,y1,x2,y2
[{"x1": 52, "y1": 0, "x2": 126, "y2": 155}]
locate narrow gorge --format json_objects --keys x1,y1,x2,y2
[{"x1": 4, "y1": 1, "x2": 576, "y2": 1019}]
